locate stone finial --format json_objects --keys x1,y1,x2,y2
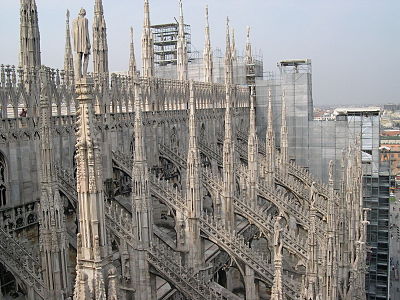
[
  {"x1": 142, "y1": 0, "x2": 154, "y2": 77},
  {"x1": 203, "y1": 5, "x2": 213, "y2": 83},
  {"x1": 176, "y1": 0, "x2": 188, "y2": 81},
  {"x1": 224, "y1": 17, "x2": 233, "y2": 85},
  {"x1": 129, "y1": 26, "x2": 137, "y2": 78}
]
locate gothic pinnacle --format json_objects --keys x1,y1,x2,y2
[
  {"x1": 224, "y1": 17, "x2": 233, "y2": 85},
  {"x1": 266, "y1": 88, "x2": 275, "y2": 186},
  {"x1": 92, "y1": 0, "x2": 109, "y2": 76},
  {"x1": 177, "y1": 0, "x2": 188, "y2": 80},
  {"x1": 64, "y1": 9, "x2": 74, "y2": 84},
  {"x1": 203, "y1": 5, "x2": 213, "y2": 83},
  {"x1": 19, "y1": 0, "x2": 41, "y2": 70},
  {"x1": 231, "y1": 27, "x2": 236, "y2": 61},
  {"x1": 142, "y1": 0, "x2": 154, "y2": 77},
  {"x1": 129, "y1": 27, "x2": 137, "y2": 79}
]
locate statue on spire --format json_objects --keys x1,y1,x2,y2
[{"x1": 73, "y1": 8, "x2": 91, "y2": 80}]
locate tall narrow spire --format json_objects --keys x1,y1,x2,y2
[
  {"x1": 324, "y1": 161, "x2": 338, "y2": 300},
  {"x1": 129, "y1": 27, "x2": 137, "y2": 79},
  {"x1": 280, "y1": 90, "x2": 288, "y2": 172},
  {"x1": 142, "y1": 0, "x2": 154, "y2": 78},
  {"x1": 203, "y1": 5, "x2": 213, "y2": 83},
  {"x1": 176, "y1": 0, "x2": 188, "y2": 81},
  {"x1": 185, "y1": 81, "x2": 202, "y2": 271},
  {"x1": 131, "y1": 82, "x2": 154, "y2": 299},
  {"x1": 224, "y1": 17, "x2": 233, "y2": 85},
  {"x1": 231, "y1": 28, "x2": 237, "y2": 62},
  {"x1": 247, "y1": 86, "x2": 258, "y2": 208},
  {"x1": 38, "y1": 68, "x2": 70, "y2": 298},
  {"x1": 64, "y1": 10, "x2": 74, "y2": 85},
  {"x1": 302, "y1": 184, "x2": 321, "y2": 300},
  {"x1": 93, "y1": 0, "x2": 109, "y2": 77},
  {"x1": 222, "y1": 84, "x2": 235, "y2": 231},
  {"x1": 74, "y1": 76, "x2": 108, "y2": 298},
  {"x1": 19, "y1": 0, "x2": 41, "y2": 70},
  {"x1": 265, "y1": 88, "x2": 275, "y2": 186}
]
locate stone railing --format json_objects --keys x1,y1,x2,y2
[
  {"x1": 159, "y1": 142, "x2": 325, "y2": 239},
  {"x1": 148, "y1": 174, "x2": 300, "y2": 300},
  {"x1": 201, "y1": 167, "x2": 308, "y2": 260},
  {"x1": 0, "y1": 63, "x2": 249, "y2": 119},
  {"x1": 199, "y1": 212, "x2": 300, "y2": 300},
  {"x1": 201, "y1": 138, "x2": 330, "y2": 220},
  {"x1": 103, "y1": 195, "x2": 227, "y2": 300},
  {"x1": 0, "y1": 226, "x2": 46, "y2": 299},
  {"x1": 148, "y1": 235, "x2": 228, "y2": 300},
  {"x1": 0, "y1": 201, "x2": 38, "y2": 233},
  {"x1": 235, "y1": 130, "x2": 340, "y2": 202},
  {"x1": 54, "y1": 165, "x2": 78, "y2": 207}
]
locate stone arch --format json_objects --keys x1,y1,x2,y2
[
  {"x1": 0, "y1": 262, "x2": 29, "y2": 298},
  {"x1": 130, "y1": 135, "x2": 135, "y2": 159}
]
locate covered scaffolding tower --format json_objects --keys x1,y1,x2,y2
[{"x1": 151, "y1": 23, "x2": 191, "y2": 66}]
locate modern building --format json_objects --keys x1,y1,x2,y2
[{"x1": 255, "y1": 61, "x2": 390, "y2": 299}]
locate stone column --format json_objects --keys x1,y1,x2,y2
[{"x1": 244, "y1": 265, "x2": 257, "y2": 300}]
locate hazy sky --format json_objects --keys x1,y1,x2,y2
[{"x1": 1, "y1": 0, "x2": 399, "y2": 105}]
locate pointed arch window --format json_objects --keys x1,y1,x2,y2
[{"x1": 0, "y1": 153, "x2": 7, "y2": 207}]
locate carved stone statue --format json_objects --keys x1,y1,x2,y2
[
  {"x1": 273, "y1": 215, "x2": 282, "y2": 247},
  {"x1": 328, "y1": 160, "x2": 334, "y2": 183},
  {"x1": 73, "y1": 8, "x2": 91, "y2": 79},
  {"x1": 309, "y1": 182, "x2": 317, "y2": 208}
]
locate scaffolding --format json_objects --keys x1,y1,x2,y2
[{"x1": 151, "y1": 23, "x2": 191, "y2": 66}]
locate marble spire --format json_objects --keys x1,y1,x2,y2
[
  {"x1": 38, "y1": 68, "x2": 70, "y2": 298},
  {"x1": 176, "y1": 0, "x2": 188, "y2": 81},
  {"x1": 265, "y1": 88, "x2": 275, "y2": 186},
  {"x1": 131, "y1": 81, "x2": 152, "y2": 244},
  {"x1": 131, "y1": 81, "x2": 154, "y2": 300},
  {"x1": 324, "y1": 160, "x2": 338, "y2": 300},
  {"x1": 93, "y1": 0, "x2": 109, "y2": 77},
  {"x1": 141, "y1": 0, "x2": 154, "y2": 78},
  {"x1": 271, "y1": 217, "x2": 284, "y2": 300},
  {"x1": 203, "y1": 5, "x2": 213, "y2": 83},
  {"x1": 231, "y1": 27, "x2": 237, "y2": 62},
  {"x1": 185, "y1": 81, "x2": 202, "y2": 271},
  {"x1": 64, "y1": 10, "x2": 74, "y2": 85},
  {"x1": 129, "y1": 27, "x2": 137, "y2": 79},
  {"x1": 247, "y1": 86, "x2": 258, "y2": 208},
  {"x1": 302, "y1": 183, "x2": 321, "y2": 300},
  {"x1": 19, "y1": 0, "x2": 41, "y2": 70},
  {"x1": 222, "y1": 87, "x2": 235, "y2": 231},
  {"x1": 74, "y1": 76, "x2": 108, "y2": 299},
  {"x1": 224, "y1": 18, "x2": 233, "y2": 85},
  {"x1": 280, "y1": 90, "x2": 288, "y2": 171},
  {"x1": 221, "y1": 17, "x2": 235, "y2": 231}
]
